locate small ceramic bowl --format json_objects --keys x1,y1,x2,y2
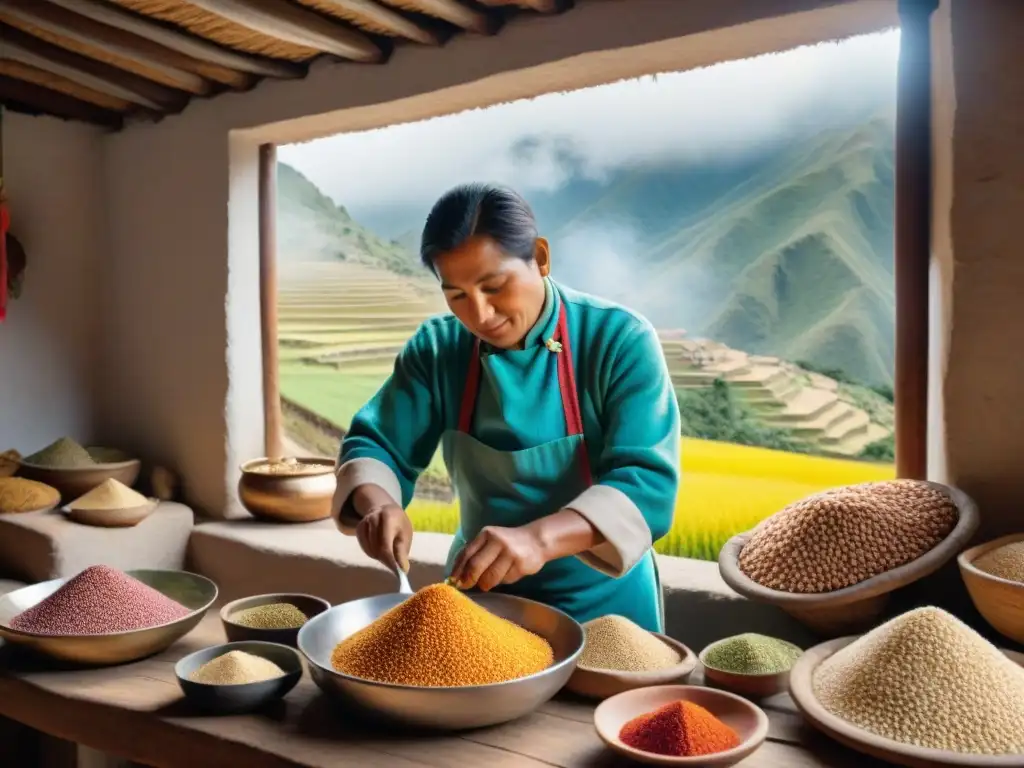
[
  {"x1": 174, "y1": 640, "x2": 303, "y2": 714},
  {"x1": 594, "y1": 684, "x2": 769, "y2": 766},
  {"x1": 220, "y1": 593, "x2": 330, "y2": 647},
  {"x1": 64, "y1": 499, "x2": 158, "y2": 528},
  {"x1": 958, "y1": 533, "x2": 1024, "y2": 645},
  {"x1": 698, "y1": 637, "x2": 803, "y2": 699},
  {"x1": 565, "y1": 633, "x2": 696, "y2": 700}
]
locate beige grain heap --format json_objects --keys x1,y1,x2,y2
[
  {"x1": 189, "y1": 650, "x2": 286, "y2": 685},
  {"x1": 813, "y1": 607, "x2": 1024, "y2": 755},
  {"x1": 973, "y1": 541, "x2": 1024, "y2": 585},
  {"x1": 68, "y1": 479, "x2": 148, "y2": 511},
  {"x1": 739, "y1": 480, "x2": 957, "y2": 593},
  {"x1": 579, "y1": 615, "x2": 681, "y2": 672},
  {"x1": 248, "y1": 458, "x2": 329, "y2": 476}
]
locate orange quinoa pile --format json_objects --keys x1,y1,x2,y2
[
  {"x1": 330, "y1": 584, "x2": 555, "y2": 687},
  {"x1": 620, "y1": 700, "x2": 741, "y2": 757}
]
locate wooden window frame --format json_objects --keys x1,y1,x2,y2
[{"x1": 259, "y1": 7, "x2": 937, "y2": 477}]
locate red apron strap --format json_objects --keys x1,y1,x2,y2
[{"x1": 457, "y1": 338, "x2": 482, "y2": 433}]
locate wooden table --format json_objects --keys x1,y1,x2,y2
[{"x1": 0, "y1": 614, "x2": 889, "y2": 768}]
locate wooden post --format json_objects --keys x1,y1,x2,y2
[
  {"x1": 259, "y1": 143, "x2": 284, "y2": 460},
  {"x1": 895, "y1": 0, "x2": 938, "y2": 479}
]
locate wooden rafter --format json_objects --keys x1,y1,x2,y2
[
  {"x1": 476, "y1": 0, "x2": 568, "y2": 13},
  {"x1": 294, "y1": 0, "x2": 442, "y2": 45},
  {"x1": 0, "y1": 0, "x2": 215, "y2": 95},
  {"x1": 378, "y1": 0, "x2": 496, "y2": 34},
  {"x1": 42, "y1": 0, "x2": 302, "y2": 82},
  {"x1": 0, "y1": 74, "x2": 123, "y2": 128},
  {"x1": 180, "y1": 0, "x2": 385, "y2": 62},
  {"x1": 0, "y1": 60, "x2": 133, "y2": 112},
  {"x1": 0, "y1": 23, "x2": 190, "y2": 112}
]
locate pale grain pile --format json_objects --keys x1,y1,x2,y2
[
  {"x1": 68, "y1": 479, "x2": 148, "y2": 511},
  {"x1": 330, "y1": 584, "x2": 554, "y2": 687},
  {"x1": 739, "y1": 480, "x2": 957, "y2": 593},
  {"x1": 813, "y1": 607, "x2": 1024, "y2": 755},
  {"x1": 702, "y1": 633, "x2": 802, "y2": 675},
  {"x1": 0, "y1": 477, "x2": 60, "y2": 513},
  {"x1": 189, "y1": 650, "x2": 285, "y2": 685},
  {"x1": 232, "y1": 602, "x2": 308, "y2": 629},
  {"x1": 973, "y1": 541, "x2": 1024, "y2": 585},
  {"x1": 579, "y1": 615, "x2": 681, "y2": 672},
  {"x1": 248, "y1": 458, "x2": 329, "y2": 476},
  {"x1": 23, "y1": 437, "x2": 95, "y2": 468}
]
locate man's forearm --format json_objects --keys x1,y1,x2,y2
[
  {"x1": 351, "y1": 483, "x2": 398, "y2": 517},
  {"x1": 525, "y1": 508, "x2": 606, "y2": 563}
]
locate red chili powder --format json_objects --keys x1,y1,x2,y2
[
  {"x1": 619, "y1": 700, "x2": 741, "y2": 757},
  {"x1": 9, "y1": 565, "x2": 191, "y2": 635}
]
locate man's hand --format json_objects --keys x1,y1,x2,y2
[
  {"x1": 355, "y1": 504, "x2": 413, "y2": 573},
  {"x1": 450, "y1": 524, "x2": 548, "y2": 592}
]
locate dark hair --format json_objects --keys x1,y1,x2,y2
[{"x1": 420, "y1": 183, "x2": 538, "y2": 269}]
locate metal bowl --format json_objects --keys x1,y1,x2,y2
[
  {"x1": 237, "y1": 457, "x2": 336, "y2": 523},
  {"x1": 221, "y1": 592, "x2": 331, "y2": 647},
  {"x1": 175, "y1": 640, "x2": 303, "y2": 714},
  {"x1": 17, "y1": 447, "x2": 142, "y2": 502},
  {"x1": 0, "y1": 568, "x2": 218, "y2": 666},
  {"x1": 297, "y1": 591, "x2": 584, "y2": 730}
]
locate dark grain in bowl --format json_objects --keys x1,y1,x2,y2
[
  {"x1": 175, "y1": 640, "x2": 303, "y2": 715},
  {"x1": 221, "y1": 593, "x2": 331, "y2": 647}
]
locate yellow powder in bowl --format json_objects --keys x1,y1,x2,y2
[
  {"x1": 68, "y1": 479, "x2": 149, "y2": 511},
  {"x1": 0, "y1": 477, "x2": 60, "y2": 513}
]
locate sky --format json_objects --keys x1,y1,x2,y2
[{"x1": 278, "y1": 28, "x2": 900, "y2": 229}]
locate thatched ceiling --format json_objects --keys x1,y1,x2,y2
[{"x1": 0, "y1": 0, "x2": 573, "y2": 130}]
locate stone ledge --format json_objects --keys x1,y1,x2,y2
[
  {"x1": 0, "y1": 503, "x2": 194, "y2": 583},
  {"x1": 188, "y1": 520, "x2": 816, "y2": 650}
]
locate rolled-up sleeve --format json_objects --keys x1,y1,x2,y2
[
  {"x1": 568, "y1": 321, "x2": 681, "y2": 576},
  {"x1": 333, "y1": 325, "x2": 445, "y2": 534}
]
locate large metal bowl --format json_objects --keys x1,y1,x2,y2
[
  {"x1": 297, "y1": 591, "x2": 584, "y2": 730},
  {"x1": 0, "y1": 568, "x2": 218, "y2": 665}
]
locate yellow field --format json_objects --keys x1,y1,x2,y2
[{"x1": 407, "y1": 437, "x2": 895, "y2": 561}]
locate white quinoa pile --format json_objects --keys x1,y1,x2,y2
[
  {"x1": 189, "y1": 650, "x2": 285, "y2": 685},
  {"x1": 578, "y1": 615, "x2": 681, "y2": 673},
  {"x1": 739, "y1": 480, "x2": 957, "y2": 593},
  {"x1": 973, "y1": 541, "x2": 1024, "y2": 584},
  {"x1": 813, "y1": 606, "x2": 1024, "y2": 755}
]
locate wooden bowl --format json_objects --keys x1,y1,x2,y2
[
  {"x1": 565, "y1": 633, "x2": 696, "y2": 699},
  {"x1": 958, "y1": 533, "x2": 1024, "y2": 645},
  {"x1": 698, "y1": 637, "x2": 803, "y2": 699},
  {"x1": 64, "y1": 499, "x2": 158, "y2": 528},
  {"x1": 17, "y1": 447, "x2": 141, "y2": 502},
  {"x1": 594, "y1": 685, "x2": 769, "y2": 766},
  {"x1": 237, "y1": 458, "x2": 336, "y2": 523},
  {"x1": 221, "y1": 593, "x2": 330, "y2": 647},
  {"x1": 718, "y1": 482, "x2": 980, "y2": 637},
  {"x1": 790, "y1": 636, "x2": 1024, "y2": 768}
]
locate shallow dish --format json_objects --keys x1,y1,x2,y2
[
  {"x1": 221, "y1": 593, "x2": 331, "y2": 647},
  {"x1": 718, "y1": 481, "x2": 979, "y2": 636},
  {"x1": 237, "y1": 457, "x2": 336, "y2": 523},
  {"x1": 0, "y1": 568, "x2": 218, "y2": 665},
  {"x1": 18, "y1": 447, "x2": 141, "y2": 501},
  {"x1": 698, "y1": 637, "x2": 803, "y2": 699},
  {"x1": 297, "y1": 591, "x2": 583, "y2": 730},
  {"x1": 64, "y1": 499, "x2": 158, "y2": 528},
  {"x1": 593, "y1": 684, "x2": 769, "y2": 766},
  {"x1": 789, "y1": 636, "x2": 1024, "y2": 768},
  {"x1": 175, "y1": 640, "x2": 303, "y2": 714},
  {"x1": 565, "y1": 632, "x2": 696, "y2": 700},
  {"x1": 958, "y1": 533, "x2": 1024, "y2": 645}
]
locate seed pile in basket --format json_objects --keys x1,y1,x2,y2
[
  {"x1": 330, "y1": 583, "x2": 554, "y2": 687},
  {"x1": 973, "y1": 541, "x2": 1024, "y2": 584},
  {"x1": 619, "y1": 700, "x2": 741, "y2": 757},
  {"x1": 579, "y1": 615, "x2": 681, "y2": 672},
  {"x1": 812, "y1": 606, "x2": 1024, "y2": 754},
  {"x1": 8, "y1": 565, "x2": 191, "y2": 635},
  {"x1": 232, "y1": 602, "x2": 309, "y2": 630},
  {"x1": 190, "y1": 650, "x2": 285, "y2": 685},
  {"x1": 702, "y1": 633, "x2": 802, "y2": 675},
  {"x1": 738, "y1": 480, "x2": 957, "y2": 593}
]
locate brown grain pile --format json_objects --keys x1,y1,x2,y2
[
  {"x1": 973, "y1": 541, "x2": 1024, "y2": 585},
  {"x1": 0, "y1": 477, "x2": 60, "y2": 513},
  {"x1": 739, "y1": 480, "x2": 957, "y2": 593},
  {"x1": 813, "y1": 607, "x2": 1024, "y2": 754},
  {"x1": 330, "y1": 584, "x2": 554, "y2": 687}
]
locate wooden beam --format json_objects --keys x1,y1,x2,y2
[
  {"x1": 0, "y1": 74, "x2": 123, "y2": 128},
  {"x1": 0, "y1": 59, "x2": 134, "y2": 112},
  {"x1": 0, "y1": 23, "x2": 188, "y2": 112},
  {"x1": 0, "y1": 0, "x2": 214, "y2": 95},
  {"x1": 42, "y1": 0, "x2": 303, "y2": 82},
  {"x1": 379, "y1": 0, "x2": 496, "y2": 34},
  {"x1": 299, "y1": 0, "x2": 442, "y2": 45},
  {"x1": 476, "y1": 0, "x2": 569, "y2": 13},
  {"x1": 184, "y1": 0, "x2": 384, "y2": 62},
  {"x1": 894, "y1": 0, "x2": 938, "y2": 480},
  {"x1": 259, "y1": 143, "x2": 284, "y2": 460}
]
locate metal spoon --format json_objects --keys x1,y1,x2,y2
[{"x1": 395, "y1": 564, "x2": 413, "y2": 595}]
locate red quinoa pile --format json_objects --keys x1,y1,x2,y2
[
  {"x1": 739, "y1": 480, "x2": 957, "y2": 593},
  {"x1": 619, "y1": 700, "x2": 741, "y2": 757},
  {"x1": 9, "y1": 565, "x2": 190, "y2": 635}
]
